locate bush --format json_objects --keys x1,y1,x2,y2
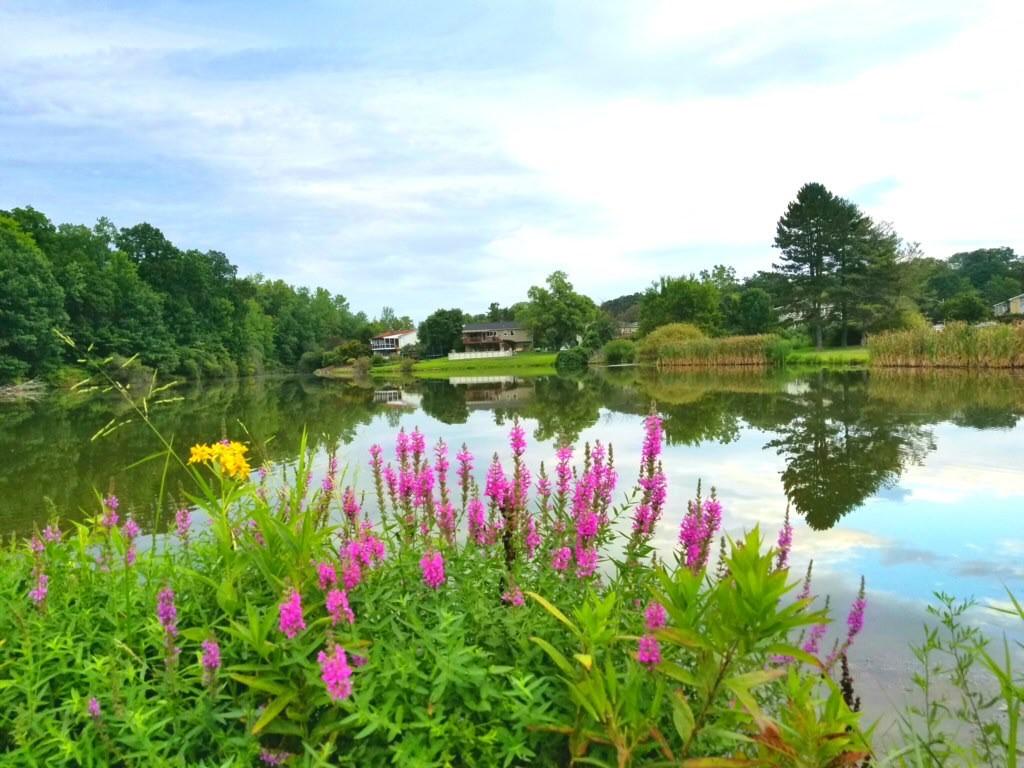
[
  {"x1": 555, "y1": 346, "x2": 591, "y2": 371},
  {"x1": 637, "y1": 323, "x2": 705, "y2": 363},
  {"x1": 323, "y1": 340, "x2": 370, "y2": 367},
  {"x1": 602, "y1": 339, "x2": 636, "y2": 365},
  {"x1": 371, "y1": 353, "x2": 387, "y2": 367},
  {"x1": 399, "y1": 356, "x2": 416, "y2": 375},
  {"x1": 297, "y1": 348, "x2": 326, "y2": 374},
  {"x1": 352, "y1": 356, "x2": 371, "y2": 377},
  {"x1": 0, "y1": 413, "x2": 872, "y2": 766}
]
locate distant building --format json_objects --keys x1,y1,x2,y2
[
  {"x1": 370, "y1": 329, "x2": 418, "y2": 356},
  {"x1": 461, "y1": 321, "x2": 532, "y2": 352},
  {"x1": 993, "y1": 294, "x2": 1024, "y2": 317},
  {"x1": 617, "y1": 321, "x2": 639, "y2": 338}
]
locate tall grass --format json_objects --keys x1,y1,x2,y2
[
  {"x1": 869, "y1": 322, "x2": 1024, "y2": 369},
  {"x1": 655, "y1": 334, "x2": 787, "y2": 368}
]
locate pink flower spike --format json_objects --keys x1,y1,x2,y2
[
  {"x1": 278, "y1": 589, "x2": 306, "y2": 639},
  {"x1": 419, "y1": 550, "x2": 446, "y2": 589},
  {"x1": 201, "y1": 639, "x2": 221, "y2": 672},
  {"x1": 636, "y1": 634, "x2": 661, "y2": 666},
  {"x1": 316, "y1": 561, "x2": 337, "y2": 591},
  {"x1": 87, "y1": 697, "x2": 101, "y2": 719},
  {"x1": 326, "y1": 588, "x2": 355, "y2": 626},
  {"x1": 318, "y1": 645, "x2": 354, "y2": 702},
  {"x1": 644, "y1": 602, "x2": 668, "y2": 631}
]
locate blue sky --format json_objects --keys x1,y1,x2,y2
[{"x1": 1, "y1": 0, "x2": 1021, "y2": 319}]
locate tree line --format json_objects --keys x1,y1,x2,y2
[{"x1": 0, "y1": 207, "x2": 412, "y2": 382}]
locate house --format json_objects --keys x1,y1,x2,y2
[
  {"x1": 617, "y1": 321, "x2": 640, "y2": 338},
  {"x1": 461, "y1": 321, "x2": 532, "y2": 352},
  {"x1": 370, "y1": 329, "x2": 418, "y2": 356},
  {"x1": 993, "y1": 293, "x2": 1024, "y2": 317}
]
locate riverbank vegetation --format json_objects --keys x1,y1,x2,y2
[
  {"x1": 870, "y1": 321, "x2": 1024, "y2": 369},
  {"x1": 2, "y1": 393, "x2": 1021, "y2": 765}
]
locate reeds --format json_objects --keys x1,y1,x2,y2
[
  {"x1": 868, "y1": 322, "x2": 1024, "y2": 369},
  {"x1": 655, "y1": 334, "x2": 784, "y2": 368}
]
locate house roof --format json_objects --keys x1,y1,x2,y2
[
  {"x1": 372, "y1": 329, "x2": 416, "y2": 339},
  {"x1": 463, "y1": 321, "x2": 525, "y2": 332}
]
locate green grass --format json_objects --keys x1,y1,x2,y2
[
  {"x1": 369, "y1": 352, "x2": 558, "y2": 379},
  {"x1": 784, "y1": 346, "x2": 870, "y2": 366}
]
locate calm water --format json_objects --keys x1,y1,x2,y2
[{"x1": 3, "y1": 368, "x2": 1023, "y2": 725}]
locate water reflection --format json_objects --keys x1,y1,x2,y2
[{"x1": 1, "y1": 369, "x2": 1023, "y2": 537}]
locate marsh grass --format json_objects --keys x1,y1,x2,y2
[{"x1": 869, "y1": 322, "x2": 1024, "y2": 369}]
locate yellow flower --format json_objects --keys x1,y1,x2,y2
[{"x1": 188, "y1": 441, "x2": 252, "y2": 480}]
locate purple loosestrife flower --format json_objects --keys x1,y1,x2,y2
[
  {"x1": 636, "y1": 635, "x2": 662, "y2": 666},
  {"x1": 798, "y1": 561, "x2": 814, "y2": 602},
  {"x1": 555, "y1": 445, "x2": 573, "y2": 497},
  {"x1": 509, "y1": 419, "x2": 527, "y2": 457},
  {"x1": 438, "y1": 501, "x2": 456, "y2": 541},
  {"x1": 326, "y1": 588, "x2": 355, "y2": 626},
  {"x1": 410, "y1": 428, "x2": 426, "y2": 461},
  {"x1": 395, "y1": 429, "x2": 410, "y2": 466},
  {"x1": 342, "y1": 487, "x2": 360, "y2": 521},
  {"x1": 156, "y1": 587, "x2": 178, "y2": 637},
  {"x1": 502, "y1": 587, "x2": 526, "y2": 607},
  {"x1": 201, "y1": 638, "x2": 221, "y2": 684},
  {"x1": 644, "y1": 602, "x2": 668, "y2": 631},
  {"x1": 632, "y1": 504, "x2": 654, "y2": 536},
  {"x1": 776, "y1": 509, "x2": 793, "y2": 571},
  {"x1": 260, "y1": 749, "x2": 292, "y2": 766},
  {"x1": 101, "y1": 495, "x2": 120, "y2": 529},
  {"x1": 803, "y1": 596, "x2": 830, "y2": 655},
  {"x1": 468, "y1": 498, "x2": 488, "y2": 544},
  {"x1": 29, "y1": 536, "x2": 44, "y2": 555},
  {"x1": 317, "y1": 562, "x2": 337, "y2": 590},
  {"x1": 278, "y1": 589, "x2": 306, "y2": 639},
  {"x1": 420, "y1": 551, "x2": 446, "y2": 589},
  {"x1": 29, "y1": 572, "x2": 48, "y2": 606},
  {"x1": 42, "y1": 524, "x2": 62, "y2": 543},
  {"x1": 551, "y1": 546, "x2": 572, "y2": 572},
  {"x1": 575, "y1": 545, "x2": 598, "y2": 579},
  {"x1": 318, "y1": 645, "x2": 354, "y2": 701},
  {"x1": 87, "y1": 697, "x2": 101, "y2": 720},
  {"x1": 642, "y1": 413, "x2": 663, "y2": 465},
  {"x1": 175, "y1": 508, "x2": 191, "y2": 541},
  {"x1": 414, "y1": 465, "x2": 435, "y2": 509},
  {"x1": 525, "y1": 514, "x2": 541, "y2": 560},
  {"x1": 433, "y1": 439, "x2": 449, "y2": 487},
  {"x1": 123, "y1": 517, "x2": 141, "y2": 541},
  {"x1": 383, "y1": 465, "x2": 398, "y2": 497},
  {"x1": 484, "y1": 456, "x2": 508, "y2": 508},
  {"x1": 846, "y1": 577, "x2": 867, "y2": 642}
]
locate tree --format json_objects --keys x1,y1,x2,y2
[
  {"x1": 0, "y1": 216, "x2": 68, "y2": 381},
  {"x1": 520, "y1": 271, "x2": 599, "y2": 350},
  {"x1": 773, "y1": 182, "x2": 861, "y2": 348},
  {"x1": 638, "y1": 276, "x2": 721, "y2": 335},
  {"x1": 733, "y1": 288, "x2": 775, "y2": 334},
  {"x1": 941, "y1": 292, "x2": 989, "y2": 322},
  {"x1": 419, "y1": 308, "x2": 466, "y2": 357}
]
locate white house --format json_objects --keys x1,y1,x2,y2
[{"x1": 370, "y1": 329, "x2": 418, "y2": 356}]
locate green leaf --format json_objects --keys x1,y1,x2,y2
[
  {"x1": 573, "y1": 653, "x2": 593, "y2": 671},
  {"x1": 672, "y1": 690, "x2": 695, "y2": 742},
  {"x1": 251, "y1": 692, "x2": 296, "y2": 735},
  {"x1": 217, "y1": 573, "x2": 239, "y2": 614},
  {"x1": 659, "y1": 661, "x2": 697, "y2": 686},
  {"x1": 525, "y1": 591, "x2": 580, "y2": 637},
  {"x1": 228, "y1": 674, "x2": 287, "y2": 696},
  {"x1": 529, "y1": 636, "x2": 575, "y2": 677}
]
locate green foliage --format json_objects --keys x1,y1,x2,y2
[
  {"x1": 418, "y1": 308, "x2": 466, "y2": 357},
  {"x1": 654, "y1": 334, "x2": 785, "y2": 368},
  {"x1": 730, "y1": 287, "x2": 777, "y2": 335},
  {"x1": 0, "y1": 206, "x2": 387, "y2": 383},
  {"x1": 637, "y1": 323, "x2": 705, "y2": 363},
  {"x1": 638, "y1": 276, "x2": 722, "y2": 336},
  {"x1": 323, "y1": 340, "x2": 371, "y2": 367},
  {"x1": 889, "y1": 591, "x2": 1023, "y2": 767},
  {"x1": 521, "y1": 271, "x2": 602, "y2": 350},
  {"x1": 555, "y1": 346, "x2": 591, "y2": 371},
  {"x1": 602, "y1": 339, "x2": 636, "y2": 365},
  {"x1": 869, "y1": 322, "x2": 1024, "y2": 368},
  {"x1": 941, "y1": 292, "x2": 989, "y2": 322},
  {"x1": 0, "y1": 215, "x2": 68, "y2": 381}
]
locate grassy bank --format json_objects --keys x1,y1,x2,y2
[
  {"x1": 320, "y1": 352, "x2": 560, "y2": 380},
  {"x1": 785, "y1": 346, "x2": 870, "y2": 366},
  {"x1": 869, "y1": 322, "x2": 1024, "y2": 368}
]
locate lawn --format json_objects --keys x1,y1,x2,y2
[
  {"x1": 372, "y1": 352, "x2": 558, "y2": 379},
  {"x1": 785, "y1": 346, "x2": 871, "y2": 366}
]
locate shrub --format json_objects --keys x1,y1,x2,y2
[
  {"x1": 602, "y1": 339, "x2": 636, "y2": 365},
  {"x1": 371, "y1": 353, "x2": 387, "y2": 367},
  {"x1": 637, "y1": 323, "x2": 705, "y2": 363},
  {"x1": 399, "y1": 356, "x2": 416, "y2": 375},
  {"x1": 555, "y1": 346, "x2": 591, "y2": 371},
  {"x1": 297, "y1": 348, "x2": 326, "y2": 374},
  {"x1": 323, "y1": 340, "x2": 370, "y2": 367},
  {"x1": 0, "y1": 400, "x2": 872, "y2": 766},
  {"x1": 352, "y1": 356, "x2": 371, "y2": 377}
]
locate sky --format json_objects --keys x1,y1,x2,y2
[{"x1": 1, "y1": 0, "x2": 1022, "y2": 320}]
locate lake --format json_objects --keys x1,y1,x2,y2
[{"x1": 2, "y1": 367, "x2": 1023, "y2": 728}]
